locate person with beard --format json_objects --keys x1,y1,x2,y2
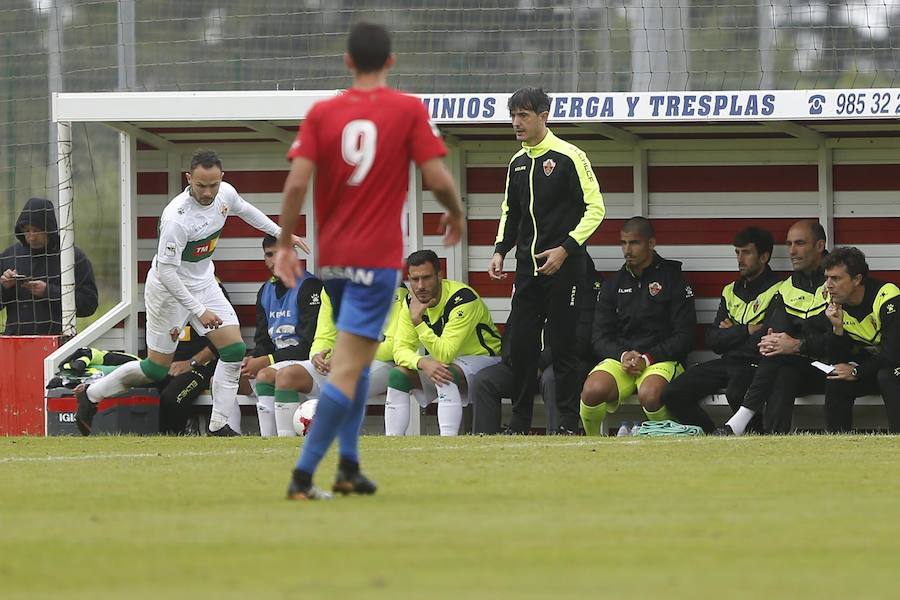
[
  {"x1": 661, "y1": 226, "x2": 782, "y2": 434},
  {"x1": 385, "y1": 250, "x2": 502, "y2": 436}
]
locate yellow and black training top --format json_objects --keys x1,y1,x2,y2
[
  {"x1": 393, "y1": 279, "x2": 501, "y2": 370},
  {"x1": 827, "y1": 278, "x2": 900, "y2": 380},
  {"x1": 494, "y1": 129, "x2": 605, "y2": 275}
]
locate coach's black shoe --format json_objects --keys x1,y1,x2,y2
[
  {"x1": 74, "y1": 385, "x2": 97, "y2": 436},
  {"x1": 554, "y1": 425, "x2": 580, "y2": 436},
  {"x1": 208, "y1": 424, "x2": 240, "y2": 437},
  {"x1": 500, "y1": 425, "x2": 528, "y2": 435},
  {"x1": 333, "y1": 469, "x2": 378, "y2": 496},
  {"x1": 286, "y1": 469, "x2": 333, "y2": 501},
  {"x1": 712, "y1": 425, "x2": 734, "y2": 436}
]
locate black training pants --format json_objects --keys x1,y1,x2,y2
[
  {"x1": 825, "y1": 367, "x2": 900, "y2": 433},
  {"x1": 741, "y1": 356, "x2": 824, "y2": 434},
  {"x1": 661, "y1": 358, "x2": 757, "y2": 433},
  {"x1": 506, "y1": 254, "x2": 584, "y2": 432},
  {"x1": 471, "y1": 363, "x2": 559, "y2": 434}
]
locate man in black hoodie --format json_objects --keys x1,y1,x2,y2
[{"x1": 0, "y1": 197, "x2": 98, "y2": 335}]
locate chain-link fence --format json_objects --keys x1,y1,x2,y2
[{"x1": 2, "y1": 0, "x2": 899, "y2": 329}]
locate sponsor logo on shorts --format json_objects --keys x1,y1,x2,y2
[{"x1": 319, "y1": 266, "x2": 375, "y2": 286}]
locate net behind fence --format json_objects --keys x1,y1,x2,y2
[{"x1": 1, "y1": 0, "x2": 899, "y2": 333}]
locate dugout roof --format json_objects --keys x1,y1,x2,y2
[{"x1": 53, "y1": 89, "x2": 900, "y2": 147}]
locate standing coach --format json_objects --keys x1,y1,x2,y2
[{"x1": 488, "y1": 87, "x2": 605, "y2": 434}]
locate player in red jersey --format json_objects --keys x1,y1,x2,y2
[{"x1": 275, "y1": 22, "x2": 465, "y2": 500}]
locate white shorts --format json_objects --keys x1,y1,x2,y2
[
  {"x1": 418, "y1": 355, "x2": 501, "y2": 407},
  {"x1": 269, "y1": 358, "x2": 393, "y2": 399},
  {"x1": 144, "y1": 272, "x2": 239, "y2": 354}
]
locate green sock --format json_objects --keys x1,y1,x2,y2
[
  {"x1": 580, "y1": 400, "x2": 607, "y2": 437},
  {"x1": 644, "y1": 405, "x2": 672, "y2": 422},
  {"x1": 274, "y1": 389, "x2": 300, "y2": 403}
]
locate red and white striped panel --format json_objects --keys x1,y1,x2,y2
[
  {"x1": 129, "y1": 168, "x2": 305, "y2": 350},
  {"x1": 448, "y1": 161, "x2": 900, "y2": 353},
  {"x1": 102, "y1": 147, "x2": 900, "y2": 356}
]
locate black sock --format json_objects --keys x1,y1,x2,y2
[
  {"x1": 339, "y1": 456, "x2": 360, "y2": 475},
  {"x1": 292, "y1": 468, "x2": 313, "y2": 489}
]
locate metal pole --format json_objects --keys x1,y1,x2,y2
[
  {"x1": 57, "y1": 119, "x2": 76, "y2": 337},
  {"x1": 117, "y1": 0, "x2": 136, "y2": 90},
  {"x1": 47, "y1": 1, "x2": 63, "y2": 208},
  {"x1": 120, "y1": 131, "x2": 139, "y2": 355}
]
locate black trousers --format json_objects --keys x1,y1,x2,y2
[
  {"x1": 741, "y1": 356, "x2": 824, "y2": 434},
  {"x1": 470, "y1": 363, "x2": 559, "y2": 434},
  {"x1": 825, "y1": 367, "x2": 900, "y2": 433},
  {"x1": 506, "y1": 254, "x2": 585, "y2": 431},
  {"x1": 661, "y1": 358, "x2": 757, "y2": 433},
  {"x1": 156, "y1": 365, "x2": 213, "y2": 434}
]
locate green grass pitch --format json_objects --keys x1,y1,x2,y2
[{"x1": 2, "y1": 435, "x2": 899, "y2": 599}]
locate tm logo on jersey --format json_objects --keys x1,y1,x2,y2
[{"x1": 182, "y1": 229, "x2": 222, "y2": 262}]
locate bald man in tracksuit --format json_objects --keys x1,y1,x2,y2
[{"x1": 488, "y1": 87, "x2": 605, "y2": 434}]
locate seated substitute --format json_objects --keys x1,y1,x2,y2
[
  {"x1": 661, "y1": 227, "x2": 782, "y2": 434},
  {"x1": 471, "y1": 259, "x2": 603, "y2": 434},
  {"x1": 255, "y1": 282, "x2": 408, "y2": 436},
  {"x1": 580, "y1": 217, "x2": 696, "y2": 436},
  {"x1": 821, "y1": 247, "x2": 900, "y2": 433},
  {"x1": 386, "y1": 250, "x2": 502, "y2": 436},
  {"x1": 241, "y1": 235, "x2": 323, "y2": 436},
  {"x1": 724, "y1": 219, "x2": 830, "y2": 435}
]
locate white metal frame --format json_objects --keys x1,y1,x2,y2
[{"x1": 47, "y1": 88, "x2": 900, "y2": 406}]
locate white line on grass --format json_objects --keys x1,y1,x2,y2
[
  {"x1": 0, "y1": 436, "x2": 745, "y2": 464},
  {"x1": 0, "y1": 447, "x2": 283, "y2": 464}
]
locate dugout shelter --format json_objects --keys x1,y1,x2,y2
[{"x1": 42, "y1": 88, "x2": 900, "y2": 432}]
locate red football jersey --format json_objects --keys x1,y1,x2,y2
[{"x1": 287, "y1": 87, "x2": 447, "y2": 269}]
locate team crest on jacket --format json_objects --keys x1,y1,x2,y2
[
  {"x1": 543, "y1": 158, "x2": 556, "y2": 176},
  {"x1": 752, "y1": 298, "x2": 760, "y2": 312},
  {"x1": 169, "y1": 327, "x2": 181, "y2": 342},
  {"x1": 649, "y1": 281, "x2": 662, "y2": 296}
]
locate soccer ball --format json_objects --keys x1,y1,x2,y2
[{"x1": 292, "y1": 399, "x2": 319, "y2": 436}]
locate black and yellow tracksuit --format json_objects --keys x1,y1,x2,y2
[
  {"x1": 740, "y1": 266, "x2": 830, "y2": 433},
  {"x1": 823, "y1": 279, "x2": 900, "y2": 432},
  {"x1": 495, "y1": 129, "x2": 605, "y2": 432},
  {"x1": 662, "y1": 266, "x2": 782, "y2": 433},
  {"x1": 592, "y1": 252, "x2": 696, "y2": 365}
]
